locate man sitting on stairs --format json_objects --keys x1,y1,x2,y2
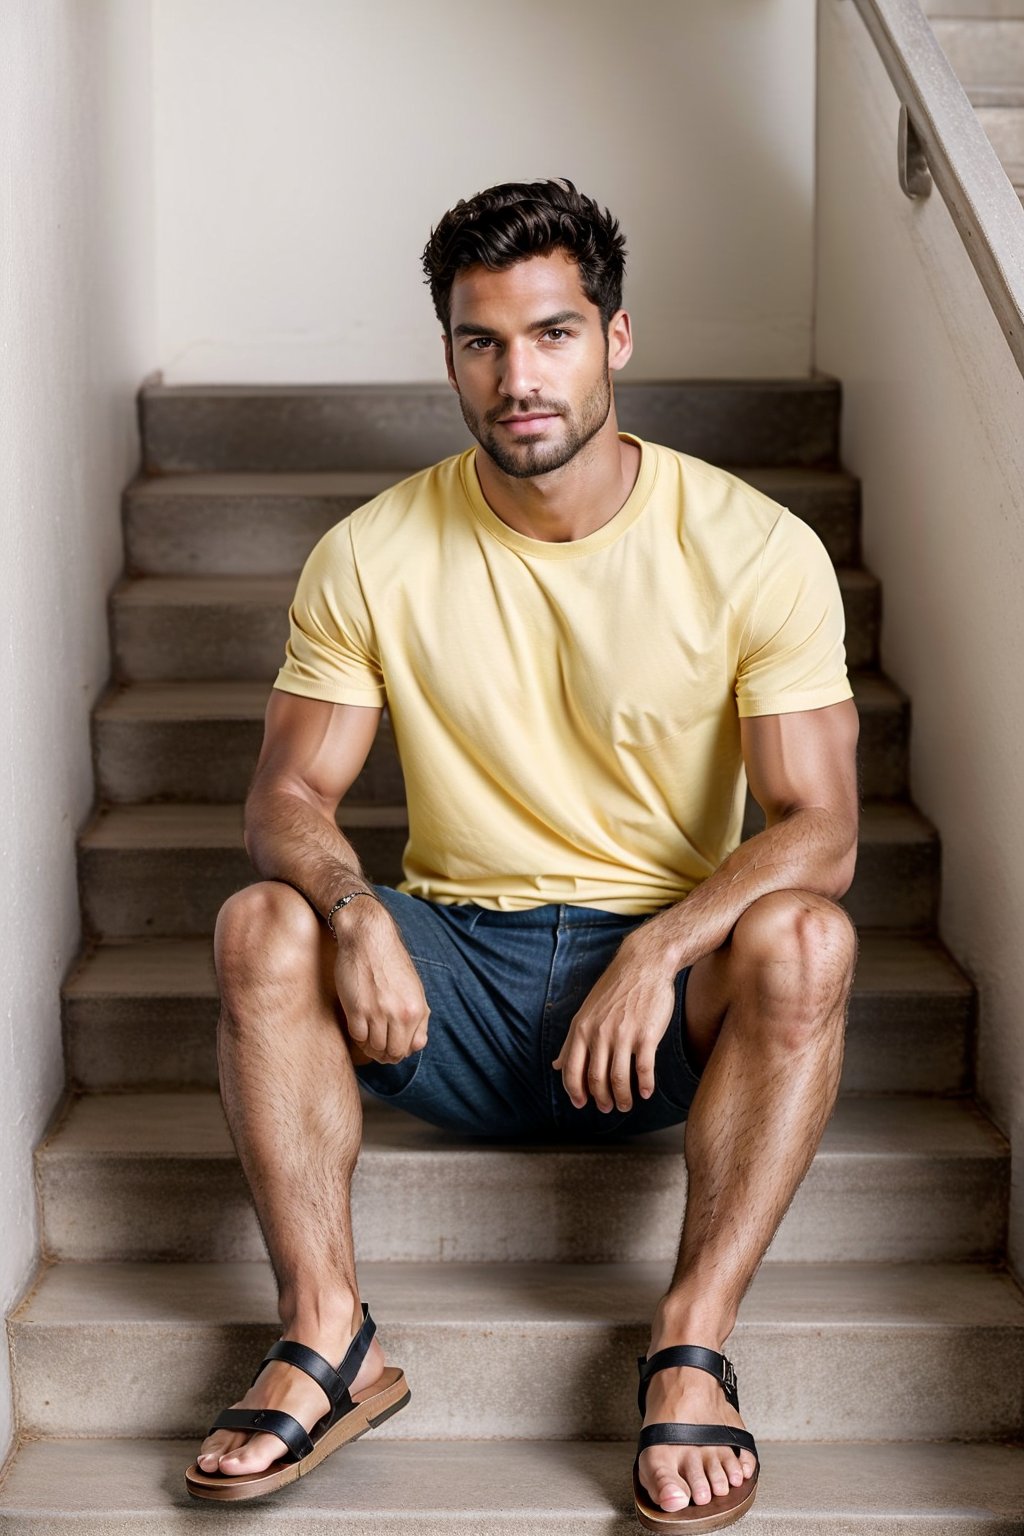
[{"x1": 184, "y1": 178, "x2": 860, "y2": 1531}]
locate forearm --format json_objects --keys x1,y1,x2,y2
[
  {"x1": 626, "y1": 806, "x2": 857, "y2": 975},
  {"x1": 244, "y1": 780, "x2": 373, "y2": 924}
]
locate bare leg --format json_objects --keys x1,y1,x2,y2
[
  {"x1": 638, "y1": 888, "x2": 856, "y2": 1513},
  {"x1": 195, "y1": 880, "x2": 386, "y2": 1476}
]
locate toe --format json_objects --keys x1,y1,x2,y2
[
  {"x1": 705, "y1": 1454, "x2": 731, "y2": 1499},
  {"x1": 196, "y1": 1430, "x2": 243, "y2": 1471},
  {"x1": 650, "y1": 1471, "x2": 691, "y2": 1512},
  {"x1": 217, "y1": 1432, "x2": 287, "y2": 1475},
  {"x1": 739, "y1": 1450, "x2": 758, "y2": 1480},
  {"x1": 681, "y1": 1451, "x2": 713, "y2": 1506},
  {"x1": 726, "y1": 1449, "x2": 746, "y2": 1487}
]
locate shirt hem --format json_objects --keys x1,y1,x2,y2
[
  {"x1": 736, "y1": 683, "x2": 854, "y2": 718},
  {"x1": 273, "y1": 675, "x2": 387, "y2": 707}
]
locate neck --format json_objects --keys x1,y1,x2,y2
[{"x1": 474, "y1": 413, "x2": 641, "y2": 543}]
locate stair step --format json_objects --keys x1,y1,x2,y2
[
  {"x1": 124, "y1": 464, "x2": 862, "y2": 576},
  {"x1": 975, "y1": 105, "x2": 1024, "y2": 181},
  {"x1": 92, "y1": 671, "x2": 905, "y2": 804},
  {"x1": 3, "y1": 1438, "x2": 1023, "y2": 1534},
  {"x1": 139, "y1": 380, "x2": 841, "y2": 475},
  {"x1": 36, "y1": 1092, "x2": 1007, "y2": 1264},
  {"x1": 63, "y1": 932, "x2": 972, "y2": 1094},
  {"x1": 11, "y1": 1260, "x2": 1024, "y2": 1440},
  {"x1": 77, "y1": 801, "x2": 940, "y2": 938},
  {"x1": 924, "y1": 0, "x2": 1024, "y2": 15},
  {"x1": 108, "y1": 570, "x2": 882, "y2": 682},
  {"x1": 94, "y1": 683, "x2": 406, "y2": 803},
  {"x1": 932, "y1": 18, "x2": 1024, "y2": 85}
]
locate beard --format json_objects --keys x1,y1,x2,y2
[{"x1": 457, "y1": 368, "x2": 613, "y2": 480}]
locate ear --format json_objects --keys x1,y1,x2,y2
[
  {"x1": 607, "y1": 309, "x2": 633, "y2": 374},
  {"x1": 443, "y1": 332, "x2": 459, "y2": 393}
]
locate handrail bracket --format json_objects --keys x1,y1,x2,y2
[{"x1": 898, "y1": 104, "x2": 932, "y2": 200}]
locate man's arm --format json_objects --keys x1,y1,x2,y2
[
  {"x1": 553, "y1": 697, "x2": 860, "y2": 1109},
  {"x1": 244, "y1": 689, "x2": 430, "y2": 1066}
]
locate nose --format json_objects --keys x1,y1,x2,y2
[{"x1": 497, "y1": 338, "x2": 541, "y2": 403}]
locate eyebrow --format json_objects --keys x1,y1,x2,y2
[{"x1": 451, "y1": 309, "x2": 589, "y2": 339}]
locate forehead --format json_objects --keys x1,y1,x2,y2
[{"x1": 448, "y1": 251, "x2": 594, "y2": 327}]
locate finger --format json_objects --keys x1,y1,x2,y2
[
  {"x1": 392, "y1": 998, "x2": 432, "y2": 1055},
  {"x1": 345, "y1": 1011, "x2": 370, "y2": 1044},
  {"x1": 587, "y1": 1041, "x2": 614, "y2": 1113},
  {"x1": 609, "y1": 1040, "x2": 635, "y2": 1113},
  {"x1": 557, "y1": 1031, "x2": 590, "y2": 1108},
  {"x1": 634, "y1": 1031, "x2": 657, "y2": 1100}
]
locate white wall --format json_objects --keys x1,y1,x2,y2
[
  {"x1": 815, "y1": 0, "x2": 1024, "y2": 1272},
  {"x1": 152, "y1": 0, "x2": 817, "y2": 384},
  {"x1": 0, "y1": 0, "x2": 157, "y2": 1461}
]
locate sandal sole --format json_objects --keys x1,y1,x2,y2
[{"x1": 184, "y1": 1366, "x2": 410, "y2": 1502}]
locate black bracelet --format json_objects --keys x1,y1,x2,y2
[{"x1": 325, "y1": 889, "x2": 380, "y2": 937}]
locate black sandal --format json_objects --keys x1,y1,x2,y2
[
  {"x1": 632, "y1": 1345, "x2": 759, "y2": 1531},
  {"x1": 184, "y1": 1303, "x2": 410, "y2": 1502}
]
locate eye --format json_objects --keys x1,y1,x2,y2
[
  {"x1": 466, "y1": 337, "x2": 496, "y2": 351},
  {"x1": 544, "y1": 328, "x2": 568, "y2": 341}
]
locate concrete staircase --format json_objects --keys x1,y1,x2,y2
[
  {"x1": 925, "y1": 0, "x2": 1024, "y2": 203},
  {"x1": 2, "y1": 378, "x2": 1022, "y2": 1531}
]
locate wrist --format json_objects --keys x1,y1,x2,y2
[
  {"x1": 325, "y1": 887, "x2": 384, "y2": 941},
  {"x1": 621, "y1": 907, "x2": 691, "y2": 976}
]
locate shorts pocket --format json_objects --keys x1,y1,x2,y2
[{"x1": 355, "y1": 1045, "x2": 425, "y2": 1102}]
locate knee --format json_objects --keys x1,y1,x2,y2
[
  {"x1": 214, "y1": 880, "x2": 322, "y2": 999},
  {"x1": 728, "y1": 889, "x2": 857, "y2": 1046}
]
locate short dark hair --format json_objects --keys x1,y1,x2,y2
[{"x1": 422, "y1": 178, "x2": 627, "y2": 334}]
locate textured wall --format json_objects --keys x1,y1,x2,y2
[
  {"x1": 0, "y1": 0, "x2": 156, "y2": 1460},
  {"x1": 152, "y1": 0, "x2": 817, "y2": 383},
  {"x1": 815, "y1": 0, "x2": 1024, "y2": 1274}
]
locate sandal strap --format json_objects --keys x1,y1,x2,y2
[
  {"x1": 255, "y1": 1303, "x2": 376, "y2": 1414},
  {"x1": 210, "y1": 1407, "x2": 314, "y2": 1463},
  {"x1": 636, "y1": 1345, "x2": 740, "y2": 1416},
  {"x1": 638, "y1": 1421, "x2": 758, "y2": 1462}
]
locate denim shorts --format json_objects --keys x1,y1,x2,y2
[{"x1": 354, "y1": 887, "x2": 702, "y2": 1141}]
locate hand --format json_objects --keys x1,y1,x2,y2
[
  {"x1": 552, "y1": 941, "x2": 678, "y2": 1113},
  {"x1": 332, "y1": 900, "x2": 430, "y2": 1066}
]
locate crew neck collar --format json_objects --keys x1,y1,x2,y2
[{"x1": 460, "y1": 433, "x2": 656, "y2": 560}]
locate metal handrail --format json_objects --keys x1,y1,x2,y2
[{"x1": 846, "y1": 0, "x2": 1024, "y2": 380}]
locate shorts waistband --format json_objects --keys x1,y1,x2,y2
[{"x1": 435, "y1": 900, "x2": 646, "y2": 932}]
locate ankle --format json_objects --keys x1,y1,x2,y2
[
  {"x1": 278, "y1": 1286, "x2": 363, "y2": 1346},
  {"x1": 648, "y1": 1292, "x2": 737, "y2": 1356}
]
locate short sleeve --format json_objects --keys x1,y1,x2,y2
[
  {"x1": 735, "y1": 511, "x2": 854, "y2": 718},
  {"x1": 274, "y1": 520, "x2": 387, "y2": 707}
]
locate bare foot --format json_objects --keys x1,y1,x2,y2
[
  {"x1": 195, "y1": 1312, "x2": 387, "y2": 1477},
  {"x1": 637, "y1": 1355, "x2": 757, "y2": 1513}
]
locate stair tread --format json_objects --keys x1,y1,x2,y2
[
  {"x1": 63, "y1": 929, "x2": 970, "y2": 1001},
  {"x1": 127, "y1": 461, "x2": 861, "y2": 498},
  {"x1": 78, "y1": 798, "x2": 935, "y2": 850},
  {"x1": 15, "y1": 1257, "x2": 1024, "y2": 1328},
  {"x1": 2, "y1": 1437, "x2": 1023, "y2": 1527},
  {"x1": 94, "y1": 670, "x2": 904, "y2": 722},
  {"x1": 38, "y1": 1090, "x2": 1007, "y2": 1162},
  {"x1": 112, "y1": 565, "x2": 879, "y2": 605},
  {"x1": 79, "y1": 801, "x2": 404, "y2": 848}
]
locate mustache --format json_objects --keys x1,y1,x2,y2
[{"x1": 485, "y1": 400, "x2": 568, "y2": 426}]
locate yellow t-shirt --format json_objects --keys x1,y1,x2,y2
[{"x1": 274, "y1": 436, "x2": 852, "y2": 913}]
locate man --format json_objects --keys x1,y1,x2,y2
[{"x1": 184, "y1": 179, "x2": 858, "y2": 1531}]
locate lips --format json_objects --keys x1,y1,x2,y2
[{"x1": 497, "y1": 413, "x2": 560, "y2": 434}]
